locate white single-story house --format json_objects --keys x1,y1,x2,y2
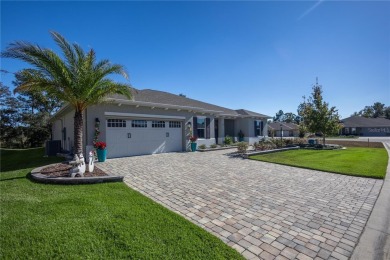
[
  {"x1": 50, "y1": 89, "x2": 271, "y2": 158},
  {"x1": 268, "y1": 122, "x2": 299, "y2": 137}
]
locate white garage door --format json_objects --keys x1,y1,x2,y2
[{"x1": 106, "y1": 119, "x2": 183, "y2": 158}]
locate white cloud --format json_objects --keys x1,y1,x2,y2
[{"x1": 298, "y1": 0, "x2": 325, "y2": 21}]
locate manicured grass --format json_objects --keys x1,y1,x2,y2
[
  {"x1": 250, "y1": 147, "x2": 388, "y2": 179},
  {"x1": 0, "y1": 148, "x2": 243, "y2": 259},
  {"x1": 0, "y1": 147, "x2": 63, "y2": 172}
]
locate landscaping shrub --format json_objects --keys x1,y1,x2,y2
[
  {"x1": 210, "y1": 144, "x2": 217, "y2": 149},
  {"x1": 198, "y1": 144, "x2": 206, "y2": 150},
  {"x1": 292, "y1": 138, "x2": 307, "y2": 145},
  {"x1": 284, "y1": 139, "x2": 293, "y2": 146},
  {"x1": 270, "y1": 138, "x2": 286, "y2": 148},
  {"x1": 254, "y1": 140, "x2": 276, "y2": 151},
  {"x1": 224, "y1": 135, "x2": 232, "y2": 145},
  {"x1": 236, "y1": 142, "x2": 248, "y2": 154}
]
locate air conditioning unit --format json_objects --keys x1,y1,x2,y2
[{"x1": 45, "y1": 140, "x2": 61, "y2": 156}]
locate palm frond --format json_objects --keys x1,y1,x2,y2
[
  {"x1": 3, "y1": 31, "x2": 132, "y2": 109},
  {"x1": 50, "y1": 31, "x2": 77, "y2": 70}
]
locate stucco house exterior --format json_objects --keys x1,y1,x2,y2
[
  {"x1": 268, "y1": 122, "x2": 299, "y2": 137},
  {"x1": 50, "y1": 89, "x2": 271, "y2": 158},
  {"x1": 340, "y1": 116, "x2": 390, "y2": 136}
]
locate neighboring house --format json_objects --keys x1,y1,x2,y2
[
  {"x1": 50, "y1": 89, "x2": 271, "y2": 158},
  {"x1": 268, "y1": 122, "x2": 299, "y2": 137},
  {"x1": 340, "y1": 116, "x2": 390, "y2": 137}
]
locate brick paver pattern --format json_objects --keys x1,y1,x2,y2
[{"x1": 98, "y1": 150, "x2": 383, "y2": 260}]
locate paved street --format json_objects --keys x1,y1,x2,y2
[{"x1": 98, "y1": 149, "x2": 383, "y2": 260}]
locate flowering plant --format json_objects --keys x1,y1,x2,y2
[
  {"x1": 94, "y1": 141, "x2": 107, "y2": 150},
  {"x1": 190, "y1": 136, "x2": 198, "y2": 143}
]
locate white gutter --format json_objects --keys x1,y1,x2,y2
[
  {"x1": 106, "y1": 98, "x2": 225, "y2": 114},
  {"x1": 104, "y1": 112, "x2": 186, "y2": 120}
]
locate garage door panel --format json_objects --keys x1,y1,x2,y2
[{"x1": 106, "y1": 119, "x2": 182, "y2": 158}]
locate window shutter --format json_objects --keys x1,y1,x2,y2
[
  {"x1": 193, "y1": 117, "x2": 198, "y2": 137},
  {"x1": 260, "y1": 121, "x2": 264, "y2": 136},
  {"x1": 254, "y1": 121, "x2": 257, "y2": 136},
  {"x1": 206, "y1": 118, "x2": 210, "y2": 139}
]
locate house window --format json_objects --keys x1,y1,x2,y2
[
  {"x1": 345, "y1": 127, "x2": 349, "y2": 134},
  {"x1": 255, "y1": 120, "x2": 262, "y2": 136},
  {"x1": 351, "y1": 128, "x2": 356, "y2": 135},
  {"x1": 132, "y1": 120, "x2": 147, "y2": 128},
  {"x1": 169, "y1": 121, "x2": 181, "y2": 128},
  {"x1": 152, "y1": 120, "x2": 165, "y2": 128},
  {"x1": 107, "y1": 119, "x2": 126, "y2": 127},
  {"x1": 197, "y1": 118, "x2": 206, "y2": 138}
]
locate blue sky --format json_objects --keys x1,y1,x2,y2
[{"x1": 1, "y1": 1, "x2": 389, "y2": 119}]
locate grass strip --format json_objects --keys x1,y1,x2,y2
[{"x1": 249, "y1": 147, "x2": 388, "y2": 179}]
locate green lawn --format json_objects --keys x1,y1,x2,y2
[
  {"x1": 0, "y1": 148, "x2": 243, "y2": 259},
  {"x1": 250, "y1": 147, "x2": 388, "y2": 179}
]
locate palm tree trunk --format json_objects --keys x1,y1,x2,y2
[{"x1": 74, "y1": 110, "x2": 83, "y2": 156}]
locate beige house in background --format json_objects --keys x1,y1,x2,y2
[
  {"x1": 50, "y1": 89, "x2": 271, "y2": 158},
  {"x1": 268, "y1": 122, "x2": 299, "y2": 137}
]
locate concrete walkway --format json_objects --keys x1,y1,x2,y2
[
  {"x1": 98, "y1": 149, "x2": 385, "y2": 260},
  {"x1": 351, "y1": 142, "x2": 390, "y2": 260}
]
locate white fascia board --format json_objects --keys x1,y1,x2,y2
[
  {"x1": 106, "y1": 98, "x2": 224, "y2": 114},
  {"x1": 104, "y1": 112, "x2": 186, "y2": 120},
  {"x1": 48, "y1": 103, "x2": 72, "y2": 122}
]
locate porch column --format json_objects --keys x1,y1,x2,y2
[
  {"x1": 263, "y1": 120, "x2": 268, "y2": 137},
  {"x1": 218, "y1": 118, "x2": 225, "y2": 143}
]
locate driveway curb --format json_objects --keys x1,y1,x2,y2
[{"x1": 351, "y1": 141, "x2": 390, "y2": 260}]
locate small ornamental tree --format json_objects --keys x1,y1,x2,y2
[{"x1": 298, "y1": 80, "x2": 341, "y2": 145}]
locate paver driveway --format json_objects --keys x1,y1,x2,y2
[{"x1": 98, "y1": 149, "x2": 383, "y2": 260}]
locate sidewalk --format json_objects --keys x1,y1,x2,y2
[{"x1": 351, "y1": 142, "x2": 390, "y2": 260}]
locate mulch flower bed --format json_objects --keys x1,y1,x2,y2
[{"x1": 40, "y1": 162, "x2": 108, "y2": 177}]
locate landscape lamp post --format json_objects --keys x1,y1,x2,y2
[{"x1": 280, "y1": 124, "x2": 283, "y2": 142}]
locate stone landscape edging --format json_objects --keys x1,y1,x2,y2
[
  {"x1": 196, "y1": 146, "x2": 237, "y2": 152},
  {"x1": 30, "y1": 163, "x2": 123, "y2": 184},
  {"x1": 243, "y1": 146, "x2": 300, "y2": 158}
]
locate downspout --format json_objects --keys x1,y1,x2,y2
[
  {"x1": 85, "y1": 107, "x2": 88, "y2": 155},
  {"x1": 60, "y1": 118, "x2": 63, "y2": 149}
]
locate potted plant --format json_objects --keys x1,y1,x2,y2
[
  {"x1": 238, "y1": 130, "x2": 244, "y2": 142},
  {"x1": 94, "y1": 141, "x2": 107, "y2": 162},
  {"x1": 190, "y1": 136, "x2": 198, "y2": 152}
]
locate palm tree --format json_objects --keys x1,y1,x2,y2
[{"x1": 1, "y1": 31, "x2": 132, "y2": 156}]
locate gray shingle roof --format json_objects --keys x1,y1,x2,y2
[
  {"x1": 132, "y1": 89, "x2": 237, "y2": 115},
  {"x1": 268, "y1": 122, "x2": 299, "y2": 131},
  {"x1": 341, "y1": 116, "x2": 390, "y2": 127},
  {"x1": 235, "y1": 109, "x2": 271, "y2": 118},
  {"x1": 111, "y1": 89, "x2": 270, "y2": 118}
]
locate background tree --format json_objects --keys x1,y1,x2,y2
[
  {"x1": 385, "y1": 107, "x2": 390, "y2": 120},
  {"x1": 273, "y1": 110, "x2": 284, "y2": 122},
  {"x1": 272, "y1": 110, "x2": 301, "y2": 124},
  {"x1": 283, "y1": 112, "x2": 301, "y2": 124},
  {"x1": 13, "y1": 71, "x2": 64, "y2": 147},
  {"x1": 352, "y1": 102, "x2": 388, "y2": 119},
  {"x1": 0, "y1": 83, "x2": 25, "y2": 147},
  {"x1": 1, "y1": 31, "x2": 132, "y2": 156},
  {"x1": 298, "y1": 81, "x2": 340, "y2": 145},
  {"x1": 372, "y1": 102, "x2": 385, "y2": 118},
  {"x1": 360, "y1": 106, "x2": 375, "y2": 118}
]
